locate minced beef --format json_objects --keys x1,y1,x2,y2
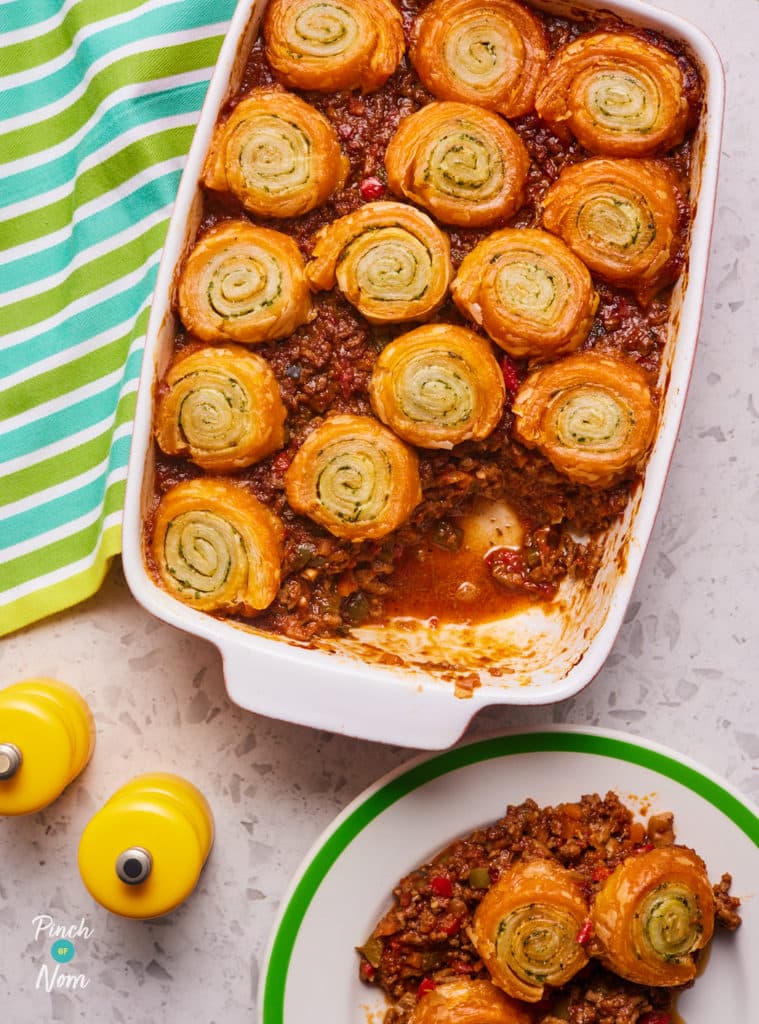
[
  {"x1": 357, "y1": 792, "x2": 740, "y2": 1024},
  {"x1": 150, "y1": 0, "x2": 704, "y2": 641}
]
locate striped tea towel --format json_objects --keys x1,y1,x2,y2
[{"x1": 0, "y1": 0, "x2": 238, "y2": 637}]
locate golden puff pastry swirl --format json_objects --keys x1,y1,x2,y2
[
  {"x1": 177, "y1": 221, "x2": 312, "y2": 344},
  {"x1": 590, "y1": 845, "x2": 715, "y2": 987},
  {"x1": 512, "y1": 353, "x2": 657, "y2": 488},
  {"x1": 151, "y1": 478, "x2": 284, "y2": 614},
  {"x1": 469, "y1": 859, "x2": 590, "y2": 1003},
  {"x1": 410, "y1": 0, "x2": 549, "y2": 118},
  {"x1": 263, "y1": 0, "x2": 404, "y2": 94},
  {"x1": 452, "y1": 228, "x2": 598, "y2": 359},
  {"x1": 535, "y1": 32, "x2": 689, "y2": 157},
  {"x1": 285, "y1": 414, "x2": 422, "y2": 541},
  {"x1": 369, "y1": 324, "x2": 505, "y2": 449},
  {"x1": 306, "y1": 201, "x2": 452, "y2": 324},
  {"x1": 410, "y1": 979, "x2": 532, "y2": 1024},
  {"x1": 385, "y1": 102, "x2": 529, "y2": 228},
  {"x1": 155, "y1": 345, "x2": 286, "y2": 472},
  {"x1": 201, "y1": 90, "x2": 349, "y2": 218},
  {"x1": 541, "y1": 158, "x2": 680, "y2": 288}
]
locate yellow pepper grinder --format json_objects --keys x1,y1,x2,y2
[
  {"x1": 0, "y1": 678, "x2": 95, "y2": 816},
  {"x1": 78, "y1": 773, "x2": 214, "y2": 919}
]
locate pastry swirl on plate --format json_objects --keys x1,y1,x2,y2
[
  {"x1": 410, "y1": 0, "x2": 549, "y2": 118},
  {"x1": 590, "y1": 845, "x2": 715, "y2": 986},
  {"x1": 512, "y1": 353, "x2": 657, "y2": 487},
  {"x1": 263, "y1": 0, "x2": 404, "y2": 93},
  {"x1": 410, "y1": 979, "x2": 531, "y2": 1024},
  {"x1": 369, "y1": 324, "x2": 505, "y2": 449},
  {"x1": 385, "y1": 102, "x2": 529, "y2": 227},
  {"x1": 151, "y1": 478, "x2": 284, "y2": 614},
  {"x1": 541, "y1": 158, "x2": 680, "y2": 288},
  {"x1": 470, "y1": 859, "x2": 589, "y2": 1002},
  {"x1": 177, "y1": 221, "x2": 312, "y2": 344},
  {"x1": 535, "y1": 32, "x2": 689, "y2": 156},
  {"x1": 452, "y1": 228, "x2": 598, "y2": 358},
  {"x1": 201, "y1": 90, "x2": 349, "y2": 218},
  {"x1": 285, "y1": 414, "x2": 422, "y2": 541},
  {"x1": 306, "y1": 201, "x2": 452, "y2": 324},
  {"x1": 155, "y1": 345, "x2": 286, "y2": 472}
]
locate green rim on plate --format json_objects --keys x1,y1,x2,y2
[{"x1": 261, "y1": 730, "x2": 759, "y2": 1024}]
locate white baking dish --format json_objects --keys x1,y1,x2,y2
[{"x1": 122, "y1": 0, "x2": 725, "y2": 749}]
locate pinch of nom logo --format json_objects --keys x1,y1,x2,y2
[{"x1": 32, "y1": 914, "x2": 92, "y2": 992}]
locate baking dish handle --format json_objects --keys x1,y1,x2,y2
[{"x1": 219, "y1": 641, "x2": 478, "y2": 750}]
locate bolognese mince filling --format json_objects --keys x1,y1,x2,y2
[{"x1": 148, "y1": 0, "x2": 703, "y2": 641}]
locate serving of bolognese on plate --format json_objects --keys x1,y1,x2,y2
[
  {"x1": 259, "y1": 728, "x2": 757, "y2": 1024},
  {"x1": 123, "y1": 0, "x2": 726, "y2": 746}
]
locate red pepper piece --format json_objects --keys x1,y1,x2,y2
[
  {"x1": 359, "y1": 176, "x2": 385, "y2": 201},
  {"x1": 418, "y1": 978, "x2": 436, "y2": 998},
  {"x1": 576, "y1": 918, "x2": 592, "y2": 945},
  {"x1": 430, "y1": 875, "x2": 453, "y2": 898},
  {"x1": 499, "y1": 354, "x2": 520, "y2": 396},
  {"x1": 360, "y1": 962, "x2": 376, "y2": 981},
  {"x1": 271, "y1": 451, "x2": 291, "y2": 476},
  {"x1": 592, "y1": 864, "x2": 611, "y2": 882},
  {"x1": 442, "y1": 916, "x2": 461, "y2": 936},
  {"x1": 638, "y1": 1013, "x2": 672, "y2": 1024}
]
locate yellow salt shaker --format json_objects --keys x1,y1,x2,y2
[
  {"x1": 78, "y1": 773, "x2": 214, "y2": 919},
  {"x1": 0, "y1": 678, "x2": 95, "y2": 816}
]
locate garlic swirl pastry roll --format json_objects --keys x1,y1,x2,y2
[
  {"x1": 452, "y1": 229, "x2": 598, "y2": 358},
  {"x1": 155, "y1": 345, "x2": 286, "y2": 472},
  {"x1": 590, "y1": 846, "x2": 715, "y2": 987},
  {"x1": 470, "y1": 859, "x2": 589, "y2": 1002},
  {"x1": 385, "y1": 102, "x2": 529, "y2": 227},
  {"x1": 264, "y1": 0, "x2": 404, "y2": 94},
  {"x1": 410, "y1": 980, "x2": 532, "y2": 1024},
  {"x1": 306, "y1": 202, "x2": 452, "y2": 324},
  {"x1": 410, "y1": 0, "x2": 549, "y2": 118},
  {"x1": 285, "y1": 414, "x2": 422, "y2": 541},
  {"x1": 151, "y1": 479, "x2": 284, "y2": 614},
  {"x1": 202, "y1": 90, "x2": 349, "y2": 218},
  {"x1": 535, "y1": 32, "x2": 688, "y2": 157},
  {"x1": 512, "y1": 353, "x2": 657, "y2": 488},
  {"x1": 369, "y1": 325, "x2": 505, "y2": 449},
  {"x1": 178, "y1": 221, "x2": 312, "y2": 344},
  {"x1": 541, "y1": 158, "x2": 680, "y2": 288}
]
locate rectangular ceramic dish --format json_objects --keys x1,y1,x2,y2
[{"x1": 122, "y1": 0, "x2": 725, "y2": 749}]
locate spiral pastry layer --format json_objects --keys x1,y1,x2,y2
[
  {"x1": 306, "y1": 201, "x2": 452, "y2": 324},
  {"x1": 263, "y1": 0, "x2": 404, "y2": 93},
  {"x1": 512, "y1": 353, "x2": 657, "y2": 487},
  {"x1": 155, "y1": 345, "x2": 286, "y2": 472},
  {"x1": 410, "y1": 979, "x2": 532, "y2": 1024},
  {"x1": 369, "y1": 324, "x2": 505, "y2": 449},
  {"x1": 385, "y1": 102, "x2": 529, "y2": 227},
  {"x1": 285, "y1": 414, "x2": 422, "y2": 541},
  {"x1": 177, "y1": 221, "x2": 312, "y2": 344},
  {"x1": 535, "y1": 32, "x2": 689, "y2": 156},
  {"x1": 201, "y1": 90, "x2": 349, "y2": 218},
  {"x1": 410, "y1": 0, "x2": 549, "y2": 118},
  {"x1": 590, "y1": 845, "x2": 715, "y2": 986},
  {"x1": 151, "y1": 479, "x2": 284, "y2": 614},
  {"x1": 470, "y1": 859, "x2": 589, "y2": 1002},
  {"x1": 452, "y1": 228, "x2": 599, "y2": 359},
  {"x1": 541, "y1": 158, "x2": 680, "y2": 288}
]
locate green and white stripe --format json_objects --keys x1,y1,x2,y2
[{"x1": 0, "y1": 0, "x2": 237, "y2": 636}]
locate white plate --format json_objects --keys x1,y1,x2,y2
[{"x1": 260, "y1": 727, "x2": 759, "y2": 1024}]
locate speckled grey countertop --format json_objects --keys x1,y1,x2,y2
[{"x1": 2, "y1": 0, "x2": 759, "y2": 1020}]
